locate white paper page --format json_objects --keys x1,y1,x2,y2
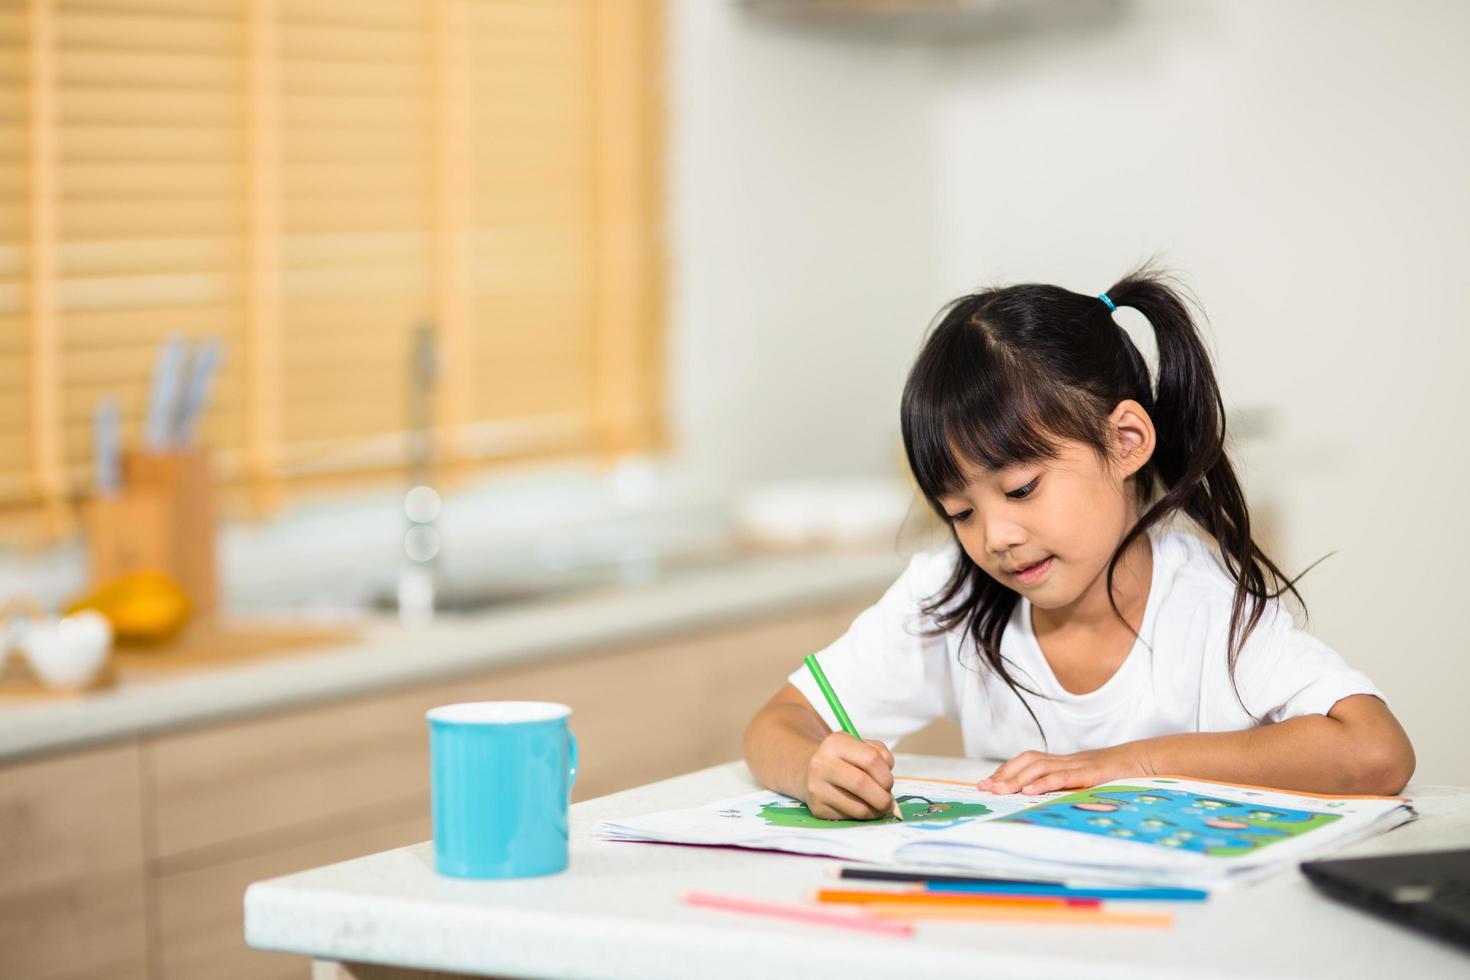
[
  {"x1": 895, "y1": 776, "x2": 1414, "y2": 887},
  {"x1": 593, "y1": 776, "x2": 1053, "y2": 864}
]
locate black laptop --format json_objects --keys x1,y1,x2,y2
[{"x1": 1301, "y1": 849, "x2": 1470, "y2": 951}]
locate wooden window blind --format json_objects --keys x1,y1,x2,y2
[{"x1": 0, "y1": 0, "x2": 664, "y2": 538}]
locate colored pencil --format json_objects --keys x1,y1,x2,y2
[
  {"x1": 862, "y1": 903, "x2": 1174, "y2": 928},
  {"x1": 816, "y1": 888, "x2": 1100, "y2": 910},
  {"x1": 682, "y1": 892, "x2": 913, "y2": 937},
  {"x1": 836, "y1": 867, "x2": 1209, "y2": 902},
  {"x1": 803, "y1": 654, "x2": 859, "y2": 738},
  {"x1": 802, "y1": 654, "x2": 902, "y2": 821},
  {"x1": 926, "y1": 882, "x2": 1208, "y2": 902},
  {"x1": 838, "y1": 867, "x2": 1046, "y2": 886}
]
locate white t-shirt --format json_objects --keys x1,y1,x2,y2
[{"x1": 787, "y1": 526, "x2": 1383, "y2": 759}]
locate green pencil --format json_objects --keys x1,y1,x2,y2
[
  {"x1": 803, "y1": 654, "x2": 860, "y2": 739},
  {"x1": 802, "y1": 654, "x2": 902, "y2": 821}
]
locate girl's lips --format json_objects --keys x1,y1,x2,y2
[{"x1": 1014, "y1": 556, "x2": 1053, "y2": 585}]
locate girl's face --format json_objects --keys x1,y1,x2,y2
[{"x1": 934, "y1": 401, "x2": 1155, "y2": 612}]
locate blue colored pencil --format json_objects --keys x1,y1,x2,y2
[{"x1": 926, "y1": 881, "x2": 1208, "y2": 902}]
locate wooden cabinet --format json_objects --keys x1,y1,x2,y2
[
  {"x1": 4, "y1": 589, "x2": 970, "y2": 980},
  {"x1": 0, "y1": 742, "x2": 149, "y2": 980}
]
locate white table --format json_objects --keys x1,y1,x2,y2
[{"x1": 245, "y1": 755, "x2": 1470, "y2": 980}]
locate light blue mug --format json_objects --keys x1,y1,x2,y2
[{"x1": 427, "y1": 701, "x2": 579, "y2": 879}]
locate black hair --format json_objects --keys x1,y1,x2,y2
[{"x1": 899, "y1": 265, "x2": 1310, "y2": 736}]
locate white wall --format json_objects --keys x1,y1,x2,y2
[
  {"x1": 667, "y1": 2, "x2": 945, "y2": 487},
  {"x1": 670, "y1": 1, "x2": 1469, "y2": 782}
]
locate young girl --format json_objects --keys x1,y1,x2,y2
[{"x1": 743, "y1": 268, "x2": 1415, "y2": 821}]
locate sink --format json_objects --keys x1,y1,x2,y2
[{"x1": 368, "y1": 547, "x2": 741, "y2": 616}]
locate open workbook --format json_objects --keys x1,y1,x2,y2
[{"x1": 593, "y1": 775, "x2": 1414, "y2": 890}]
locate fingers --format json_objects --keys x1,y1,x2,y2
[
  {"x1": 1024, "y1": 768, "x2": 1097, "y2": 795},
  {"x1": 806, "y1": 733, "x2": 896, "y2": 820},
  {"x1": 1002, "y1": 758, "x2": 1068, "y2": 794},
  {"x1": 977, "y1": 749, "x2": 1049, "y2": 794},
  {"x1": 826, "y1": 735, "x2": 895, "y2": 791},
  {"x1": 809, "y1": 780, "x2": 889, "y2": 821},
  {"x1": 866, "y1": 738, "x2": 897, "y2": 771},
  {"x1": 825, "y1": 755, "x2": 895, "y2": 813}
]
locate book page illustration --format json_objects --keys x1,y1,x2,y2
[
  {"x1": 758, "y1": 795, "x2": 993, "y2": 830},
  {"x1": 997, "y1": 784, "x2": 1341, "y2": 856}
]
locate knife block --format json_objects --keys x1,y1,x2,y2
[{"x1": 84, "y1": 448, "x2": 219, "y2": 620}]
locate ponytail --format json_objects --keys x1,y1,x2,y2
[{"x1": 1103, "y1": 268, "x2": 1309, "y2": 703}]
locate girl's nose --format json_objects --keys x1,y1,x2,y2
[{"x1": 984, "y1": 513, "x2": 1027, "y2": 554}]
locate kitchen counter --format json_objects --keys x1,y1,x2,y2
[{"x1": 0, "y1": 548, "x2": 906, "y2": 763}]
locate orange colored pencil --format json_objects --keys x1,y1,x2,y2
[
  {"x1": 863, "y1": 903, "x2": 1174, "y2": 927},
  {"x1": 815, "y1": 888, "x2": 1100, "y2": 909}
]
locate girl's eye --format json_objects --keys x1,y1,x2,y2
[
  {"x1": 945, "y1": 508, "x2": 974, "y2": 525},
  {"x1": 1006, "y1": 477, "x2": 1040, "y2": 500}
]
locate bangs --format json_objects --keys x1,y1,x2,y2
[{"x1": 901, "y1": 304, "x2": 1098, "y2": 500}]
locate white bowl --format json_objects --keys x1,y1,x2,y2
[{"x1": 20, "y1": 611, "x2": 112, "y2": 688}]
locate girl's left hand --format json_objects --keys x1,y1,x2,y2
[{"x1": 977, "y1": 743, "x2": 1156, "y2": 796}]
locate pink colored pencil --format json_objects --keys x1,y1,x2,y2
[{"x1": 682, "y1": 891, "x2": 914, "y2": 938}]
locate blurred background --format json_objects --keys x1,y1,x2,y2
[{"x1": 1, "y1": 1, "x2": 1466, "y2": 976}]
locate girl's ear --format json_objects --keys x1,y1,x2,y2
[{"x1": 1108, "y1": 399, "x2": 1156, "y2": 478}]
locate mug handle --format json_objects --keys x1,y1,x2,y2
[{"x1": 567, "y1": 730, "x2": 579, "y2": 798}]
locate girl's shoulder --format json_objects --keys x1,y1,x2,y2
[
  {"x1": 1149, "y1": 525, "x2": 1301, "y2": 643},
  {"x1": 1151, "y1": 525, "x2": 1240, "y2": 601}
]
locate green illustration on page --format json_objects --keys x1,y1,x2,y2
[{"x1": 758, "y1": 795, "x2": 992, "y2": 829}]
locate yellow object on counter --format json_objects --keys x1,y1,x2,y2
[{"x1": 66, "y1": 569, "x2": 191, "y2": 645}]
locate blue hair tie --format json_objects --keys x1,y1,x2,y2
[{"x1": 1098, "y1": 292, "x2": 1117, "y2": 312}]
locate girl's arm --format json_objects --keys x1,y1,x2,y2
[
  {"x1": 979, "y1": 694, "x2": 1416, "y2": 796},
  {"x1": 744, "y1": 684, "x2": 900, "y2": 819}
]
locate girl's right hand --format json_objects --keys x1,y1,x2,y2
[{"x1": 804, "y1": 732, "x2": 897, "y2": 820}]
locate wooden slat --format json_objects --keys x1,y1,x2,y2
[
  {"x1": 57, "y1": 235, "x2": 245, "y2": 274},
  {"x1": 278, "y1": 294, "x2": 424, "y2": 322},
  {"x1": 279, "y1": 25, "x2": 427, "y2": 64},
  {"x1": 50, "y1": 411, "x2": 249, "y2": 467},
  {"x1": 243, "y1": 0, "x2": 283, "y2": 512},
  {"x1": 280, "y1": 128, "x2": 431, "y2": 164},
  {"x1": 56, "y1": 50, "x2": 246, "y2": 90},
  {"x1": 0, "y1": 10, "x2": 26, "y2": 43},
  {"x1": 275, "y1": 58, "x2": 427, "y2": 94},
  {"x1": 282, "y1": 0, "x2": 427, "y2": 32},
  {"x1": 466, "y1": 3, "x2": 585, "y2": 35},
  {"x1": 55, "y1": 7, "x2": 245, "y2": 54},
  {"x1": 427, "y1": 0, "x2": 471, "y2": 467},
  {"x1": 61, "y1": 123, "x2": 246, "y2": 160},
  {"x1": 56, "y1": 0, "x2": 241, "y2": 17},
  {"x1": 24, "y1": 0, "x2": 66, "y2": 527},
  {"x1": 60, "y1": 163, "x2": 246, "y2": 201},
  {"x1": 56, "y1": 306, "x2": 244, "y2": 342},
  {"x1": 589, "y1": 0, "x2": 663, "y2": 456},
  {"x1": 0, "y1": 289, "x2": 22, "y2": 321},
  {"x1": 60, "y1": 198, "x2": 244, "y2": 237},
  {"x1": 278, "y1": 262, "x2": 427, "y2": 298},
  {"x1": 280, "y1": 198, "x2": 433, "y2": 233},
  {"x1": 0, "y1": 201, "x2": 29, "y2": 234},
  {"x1": 56, "y1": 270, "x2": 240, "y2": 308},
  {"x1": 272, "y1": 162, "x2": 428, "y2": 196},
  {"x1": 0, "y1": 88, "x2": 27, "y2": 122},
  {"x1": 281, "y1": 93, "x2": 431, "y2": 129},
  {"x1": 60, "y1": 87, "x2": 245, "y2": 125}
]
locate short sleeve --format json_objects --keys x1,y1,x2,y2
[
  {"x1": 1221, "y1": 600, "x2": 1385, "y2": 724},
  {"x1": 786, "y1": 550, "x2": 959, "y2": 748}
]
